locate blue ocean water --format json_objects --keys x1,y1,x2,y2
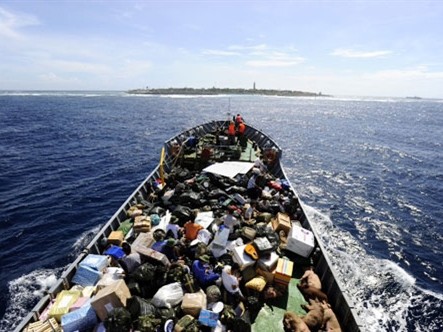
[{"x1": 0, "y1": 91, "x2": 442, "y2": 331}]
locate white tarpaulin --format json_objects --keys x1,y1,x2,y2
[{"x1": 202, "y1": 161, "x2": 255, "y2": 179}]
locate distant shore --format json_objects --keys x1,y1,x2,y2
[{"x1": 127, "y1": 87, "x2": 328, "y2": 97}]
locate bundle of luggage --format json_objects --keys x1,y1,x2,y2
[{"x1": 26, "y1": 162, "x2": 318, "y2": 332}]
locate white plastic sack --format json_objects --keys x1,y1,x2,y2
[
  {"x1": 151, "y1": 209, "x2": 171, "y2": 232},
  {"x1": 195, "y1": 211, "x2": 214, "y2": 228},
  {"x1": 197, "y1": 229, "x2": 212, "y2": 244},
  {"x1": 210, "y1": 243, "x2": 227, "y2": 258},
  {"x1": 212, "y1": 227, "x2": 229, "y2": 247},
  {"x1": 152, "y1": 282, "x2": 184, "y2": 308},
  {"x1": 162, "y1": 189, "x2": 175, "y2": 203}
]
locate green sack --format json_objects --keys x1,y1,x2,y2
[
  {"x1": 137, "y1": 314, "x2": 162, "y2": 332},
  {"x1": 156, "y1": 307, "x2": 176, "y2": 322},
  {"x1": 182, "y1": 273, "x2": 199, "y2": 293},
  {"x1": 105, "y1": 307, "x2": 132, "y2": 332},
  {"x1": 175, "y1": 314, "x2": 195, "y2": 332},
  {"x1": 167, "y1": 264, "x2": 186, "y2": 283},
  {"x1": 118, "y1": 219, "x2": 133, "y2": 236},
  {"x1": 256, "y1": 212, "x2": 273, "y2": 223},
  {"x1": 206, "y1": 285, "x2": 221, "y2": 303},
  {"x1": 126, "y1": 296, "x2": 156, "y2": 319},
  {"x1": 132, "y1": 262, "x2": 156, "y2": 282}
]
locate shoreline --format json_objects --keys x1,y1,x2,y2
[{"x1": 127, "y1": 87, "x2": 328, "y2": 97}]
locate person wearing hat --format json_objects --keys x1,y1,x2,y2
[
  {"x1": 166, "y1": 216, "x2": 182, "y2": 239},
  {"x1": 191, "y1": 255, "x2": 220, "y2": 288},
  {"x1": 160, "y1": 238, "x2": 179, "y2": 262}
]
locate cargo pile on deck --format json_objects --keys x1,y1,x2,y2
[{"x1": 23, "y1": 126, "x2": 343, "y2": 332}]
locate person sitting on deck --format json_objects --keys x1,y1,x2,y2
[
  {"x1": 192, "y1": 254, "x2": 220, "y2": 287},
  {"x1": 183, "y1": 216, "x2": 204, "y2": 242}
]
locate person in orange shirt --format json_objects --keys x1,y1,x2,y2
[
  {"x1": 237, "y1": 121, "x2": 246, "y2": 135},
  {"x1": 227, "y1": 121, "x2": 236, "y2": 145},
  {"x1": 183, "y1": 218, "x2": 204, "y2": 242},
  {"x1": 234, "y1": 113, "x2": 244, "y2": 128},
  {"x1": 237, "y1": 121, "x2": 246, "y2": 148}
]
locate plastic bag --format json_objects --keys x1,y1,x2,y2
[
  {"x1": 152, "y1": 282, "x2": 184, "y2": 308},
  {"x1": 212, "y1": 226, "x2": 230, "y2": 247}
]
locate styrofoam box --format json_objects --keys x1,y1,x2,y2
[
  {"x1": 257, "y1": 251, "x2": 279, "y2": 271},
  {"x1": 232, "y1": 244, "x2": 256, "y2": 270},
  {"x1": 286, "y1": 225, "x2": 315, "y2": 258}
]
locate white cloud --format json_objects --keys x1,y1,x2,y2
[
  {"x1": 228, "y1": 44, "x2": 268, "y2": 51},
  {"x1": 331, "y1": 48, "x2": 392, "y2": 58},
  {"x1": 202, "y1": 49, "x2": 241, "y2": 56},
  {"x1": 41, "y1": 59, "x2": 111, "y2": 75},
  {"x1": 0, "y1": 7, "x2": 39, "y2": 40},
  {"x1": 202, "y1": 44, "x2": 304, "y2": 67},
  {"x1": 246, "y1": 58, "x2": 304, "y2": 67},
  {"x1": 364, "y1": 66, "x2": 443, "y2": 80}
]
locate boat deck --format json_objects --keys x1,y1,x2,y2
[
  {"x1": 178, "y1": 133, "x2": 259, "y2": 171},
  {"x1": 253, "y1": 278, "x2": 307, "y2": 331},
  {"x1": 15, "y1": 120, "x2": 363, "y2": 332}
]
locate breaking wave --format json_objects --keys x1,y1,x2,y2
[
  {"x1": 0, "y1": 268, "x2": 61, "y2": 331},
  {"x1": 303, "y1": 204, "x2": 443, "y2": 331}
]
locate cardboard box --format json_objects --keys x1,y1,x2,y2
[
  {"x1": 49, "y1": 290, "x2": 81, "y2": 322},
  {"x1": 69, "y1": 297, "x2": 90, "y2": 312},
  {"x1": 286, "y1": 225, "x2": 315, "y2": 258},
  {"x1": 241, "y1": 226, "x2": 256, "y2": 241},
  {"x1": 232, "y1": 244, "x2": 256, "y2": 270},
  {"x1": 91, "y1": 279, "x2": 131, "y2": 321},
  {"x1": 274, "y1": 258, "x2": 294, "y2": 286},
  {"x1": 107, "y1": 231, "x2": 124, "y2": 246},
  {"x1": 26, "y1": 318, "x2": 61, "y2": 332},
  {"x1": 79, "y1": 254, "x2": 108, "y2": 272},
  {"x1": 132, "y1": 245, "x2": 170, "y2": 267},
  {"x1": 132, "y1": 231, "x2": 155, "y2": 248},
  {"x1": 72, "y1": 265, "x2": 102, "y2": 287},
  {"x1": 133, "y1": 215, "x2": 151, "y2": 233},
  {"x1": 181, "y1": 290, "x2": 207, "y2": 317},
  {"x1": 62, "y1": 303, "x2": 97, "y2": 332},
  {"x1": 272, "y1": 212, "x2": 292, "y2": 235}
]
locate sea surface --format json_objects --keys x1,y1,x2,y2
[{"x1": 0, "y1": 91, "x2": 442, "y2": 331}]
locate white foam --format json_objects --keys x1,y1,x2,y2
[
  {"x1": 0, "y1": 268, "x2": 62, "y2": 331},
  {"x1": 302, "y1": 202, "x2": 443, "y2": 331}
]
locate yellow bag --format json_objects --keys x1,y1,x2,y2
[{"x1": 245, "y1": 276, "x2": 267, "y2": 292}]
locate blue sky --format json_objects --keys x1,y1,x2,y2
[{"x1": 1, "y1": 1, "x2": 442, "y2": 98}]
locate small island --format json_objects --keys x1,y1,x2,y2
[{"x1": 127, "y1": 86, "x2": 327, "y2": 97}]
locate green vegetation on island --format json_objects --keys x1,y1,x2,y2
[{"x1": 127, "y1": 87, "x2": 327, "y2": 97}]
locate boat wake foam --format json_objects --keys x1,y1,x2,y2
[
  {"x1": 0, "y1": 225, "x2": 103, "y2": 330},
  {"x1": 303, "y1": 203, "x2": 443, "y2": 331},
  {"x1": 0, "y1": 268, "x2": 61, "y2": 331}
]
